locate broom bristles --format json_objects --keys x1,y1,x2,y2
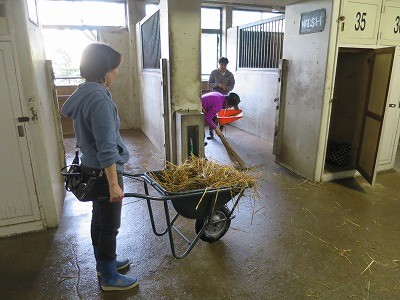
[{"x1": 219, "y1": 135, "x2": 247, "y2": 170}]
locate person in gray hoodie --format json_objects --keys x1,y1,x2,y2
[{"x1": 62, "y1": 43, "x2": 137, "y2": 291}]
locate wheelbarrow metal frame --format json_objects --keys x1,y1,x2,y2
[{"x1": 122, "y1": 172, "x2": 246, "y2": 259}]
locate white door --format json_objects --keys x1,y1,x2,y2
[
  {"x1": 379, "y1": 0, "x2": 400, "y2": 46},
  {"x1": 357, "y1": 47, "x2": 395, "y2": 184},
  {"x1": 0, "y1": 42, "x2": 41, "y2": 227}
]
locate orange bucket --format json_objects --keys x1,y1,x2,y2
[{"x1": 217, "y1": 109, "x2": 243, "y2": 125}]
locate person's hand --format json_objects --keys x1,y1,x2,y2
[
  {"x1": 215, "y1": 127, "x2": 223, "y2": 137},
  {"x1": 218, "y1": 83, "x2": 227, "y2": 90},
  {"x1": 109, "y1": 182, "x2": 124, "y2": 203}
]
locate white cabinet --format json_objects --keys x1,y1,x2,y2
[
  {"x1": 339, "y1": 0, "x2": 400, "y2": 46},
  {"x1": 379, "y1": 0, "x2": 400, "y2": 45},
  {"x1": 339, "y1": 0, "x2": 382, "y2": 45}
]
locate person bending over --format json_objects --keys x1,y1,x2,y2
[{"x1": 202, "y1": 91, "x2": 241, "y2": 140}]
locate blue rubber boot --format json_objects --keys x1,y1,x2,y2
[
  {"x1": 98, "y1": 260, "x2": 138, "y2": 291},
  {"x1": 94, "y1": 247, "x2": 130, "y2": 276},
  {"x1": 96, "y1": 258, "x2": 130, "y2": 276}
]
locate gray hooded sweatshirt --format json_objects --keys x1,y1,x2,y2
[{"x1": 61, "y1": 82, "x2": 129, "y2": 172}]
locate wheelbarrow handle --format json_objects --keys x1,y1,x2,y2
[
  {"x1": 124, "y1": 192, "x2": 168, "y2": 201},
  {"x1": 121, "y1": 172, "x2": 146, "y2": 179},
  {"x1": 124, "y1": 190, "x2": 208, "y2": 201}
]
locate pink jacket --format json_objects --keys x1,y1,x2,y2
[{"x1": 201, "y1": 92, "x2": 225, "y2": 129}]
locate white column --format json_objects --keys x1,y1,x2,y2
[
  {"x1": 127, "y1": 0, "x2": 146, "y2": 129},
  {"x1": 222, "y1": 5, "x2": 233, "y2": 57}
]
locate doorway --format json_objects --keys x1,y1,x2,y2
[{"x1": 324, "y1": 47, "x2": 395, "y2": 184}]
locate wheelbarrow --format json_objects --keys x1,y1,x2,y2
[{"x1": 122, "y1": 171, "x2": 249, "y2": 259}]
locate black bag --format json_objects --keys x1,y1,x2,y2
[{"x1": 61, "y1": 149, "x2": 104, "y2": 201}]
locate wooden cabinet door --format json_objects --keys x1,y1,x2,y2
[
  {"x1": 339, "y1": 0, "x2": 382, "y2": 45},
  {"x1": 379, "y1": 0, "x2": 400, "y2": 45},
  {"x1": 357, "y1": 47, "x2": 395, "y2": 184}
]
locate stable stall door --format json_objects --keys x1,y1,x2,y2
[
  {"x1": 0, "y1": 42, "x2": 41, "y2": 228},
  {"x1": 357, "y1": 47, "x2": 395, "y2": 184}
]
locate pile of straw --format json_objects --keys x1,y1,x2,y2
[
  {"x1": 150, "y1": 155, "x2": 257, "y2": 193},
  {"x1": 219, "y1": 135, "x2": 247, "y2": 170}
]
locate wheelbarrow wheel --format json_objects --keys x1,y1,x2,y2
[{"x1": 195, "y1": 205, "x2": 231, "y2": 243}]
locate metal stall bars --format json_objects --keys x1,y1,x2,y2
[{"x1": 237, "y1": 15, "x2": 285, "y2": 70}]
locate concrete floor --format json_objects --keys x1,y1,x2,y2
[{"x1": 1, "y1": 127, "x2": 400, "y2": 299}]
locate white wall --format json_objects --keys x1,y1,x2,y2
[
  {"x1": 278, "y1": 0, "x2": 333, "y2": 180},
  {"x1": 100, "y1": 29, "x2": 135, "y2": 130},
  {"x1": 140, "y1": 72, "x2": 165, "y2": 152},
  {"x1": 127, "y1": 0, "x2": 146, "y2": 130},
  {"x1": 137, "y1": 0, "x2": 202, "y2": 162},
  {"x1": 136, "y1": 10, "x2": 165, "y2": 154},
  {"x1": 232, "y1": 71, "x2": 278, "y2": 142}
]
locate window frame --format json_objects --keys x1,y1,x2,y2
[
  {"x1": 232, "y1": 8, "x2": 283, "y2": 28},
  {"x1": 38, "y1": 0, "x2": 128, "y2": 29},
  {"x1": 39, "y1": 0, "x2": 127, "y2": 84},
  {"x1": 201, "y1": 6, "x2": 222, "y2": 78}
]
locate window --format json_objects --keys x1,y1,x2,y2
[
  {"x1": 42, "y1": 29, "x2": 97, "y2": 85},
  {"x1": 38, "y1": 1, "x2": 126, "y2": 85},
  {"x1": 201, "y1": 7, "x2": 221, "y2": 30},
  {"x1": 201, "y1": 7, "x2": 221, "y2": 78},
  {"x1": 141, "y1": 11, "x2": 161, "y2": 69},
  {"x1": 237, "y1": 16, "x2": 285, "y2": 69},
  {"x1": 38, "y1": 1, "x2": 126, "y2": 27},
  {"x1": 233, "y1": 9, "x2": 282, "y2": 28}
]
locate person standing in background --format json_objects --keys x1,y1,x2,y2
[{"x1": 208, "y1": 57, "x2": 235, "y2": 95}]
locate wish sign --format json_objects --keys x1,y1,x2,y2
[{"x1": 299, "y1": 9, "x2": 326, "y2": 34}]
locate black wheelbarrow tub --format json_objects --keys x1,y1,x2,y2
[{"x1": 142, "y1": 171, "x2": 246, "y2": 220}]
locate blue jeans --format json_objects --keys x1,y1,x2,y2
[{"x1": 90, "y1": 172, "x2": 123, "y2": 261}]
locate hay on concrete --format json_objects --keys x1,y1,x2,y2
[{"x1": 149, "y1": 154, "x2": 258, "y2": 193}]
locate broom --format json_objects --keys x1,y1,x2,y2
[
  {"x1": 202, "y1": 107, "x2": 247, "y2": 169},
  {"x1": 218, "y1": 134, "x2": 247, "y2": 170}
]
